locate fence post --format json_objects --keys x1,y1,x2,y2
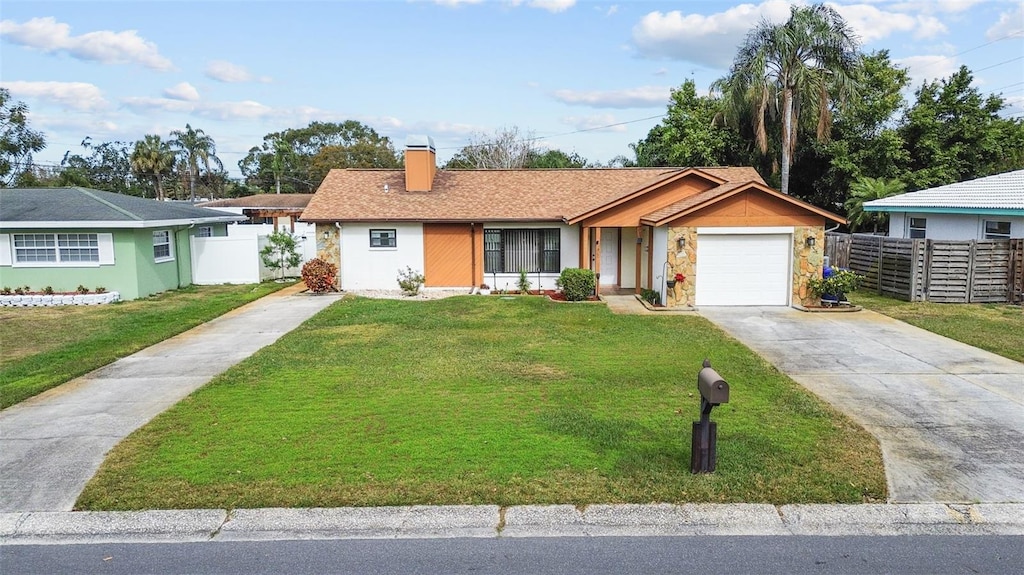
[{"x1": 966, "y1": 241, "x2": 977, "y2": 303}]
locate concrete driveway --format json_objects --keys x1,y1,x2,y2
[
  {"x1": 0, "y1": 285, "x2": 342, "y2": 513},
  {"x1": 699, "y1": 307, "x2": 1024, "y2": 504}
]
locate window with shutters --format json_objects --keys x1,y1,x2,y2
[{"x1": 13, "y1": 233, "x2": 99, "y2": 263}]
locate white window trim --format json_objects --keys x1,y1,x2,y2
[
  {"x1": 983, "y1": 220, "x2": 1011, "y2": 240},
  {"x1": 153, "y1": 230, "x2": 175, "y2": 263},
  {"x1": 197, "y1": 226, "x2": 213, "y2": 238},
  {"x1": 6, "y1": 232, "x2": 113, "y2": 268},
  {"x1": 908, "y1": 217, "x2": 927, "y2": 239}
]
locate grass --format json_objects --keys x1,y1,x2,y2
[
  {"x1": 78, "y1": 295, "x2": 885, "y2": 510},
  {"x1": 0, "y1": 282, "x2": 293, "y2": 409},
  {"x1": 853, "y1": 291, "x2": 1024, "y2": 363}
]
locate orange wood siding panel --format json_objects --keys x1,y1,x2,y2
[
  {"x1": 424, "y1": 223, "x2": 475, "y2": 287},
  {"x1": 674, "y1": 191, "x2": 824, "y2": 227},
  {"x1": 578, "y1": 175, "x2": 712, "y2": 228}
]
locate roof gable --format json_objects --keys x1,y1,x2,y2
[
  {"x1": 0, "y1": 187, "x2": 245, "y2": 227},
  {"x1": 640, "y1": 181, "x2": 845, "y2": 226}
]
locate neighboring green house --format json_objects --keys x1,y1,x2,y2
[{"x1": 0, "y1": 187, "x2": 245, "y2": 300}]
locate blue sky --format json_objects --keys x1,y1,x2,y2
[{"x1": 2, "y1": 0, "x2": 1022, "y2": 178}]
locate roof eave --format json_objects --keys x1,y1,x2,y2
[
  {"x1": 643, "y1": 182, "x2": 846, "y2": 226},
  {"x1": 0, "y1": 215, "x2": 246, "y2": 229},
  {"x1": 863, "y1": 206, "x2": 1024, "y2": 216},
  {"x1": 566, "y1": 168, "x2": 718, "y2": 225}
]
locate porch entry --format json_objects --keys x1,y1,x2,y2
[{"x1": 599, "y1": 228, "x2": 618, "y2": 286}]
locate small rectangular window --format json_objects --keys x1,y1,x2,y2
[
  {"x1": 984, "y1": 221, "x2": 1010, "y2": 239},
  {"x1": 909, "y1": 217, "x2": 927, "y2": 239},
  {"x1": 153, "y1": 230, "x2": 172, "y2": 261},
  {"x1": 13, "y1": 233, "x2": 99, "y2": 263},
  {"x1": 197, "y1": 226, "x2": 213, "y2": 238},
  {"x1": 369, "y1": 229, "x2": 397, "y2": 248}
]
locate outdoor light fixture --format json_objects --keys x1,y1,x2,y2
[
  {"x1": 806, "y1": 237, "x2": 816, "y2": 247},
  {"x1": 323, "y1": 231, "x2": 330, "y2": 239},
  {"x1": 677, "y1": 237, "x2": 686, "y2": 249}
]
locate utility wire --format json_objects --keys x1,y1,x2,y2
[{"x1": 434, "y1": 114, "x2": 666, "y2": 151}]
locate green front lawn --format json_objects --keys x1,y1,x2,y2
[
  {"x1": 78, "y1": 296, "x2": 885, "y2": 510},
  {"x1": 853, "y1": 292, "x2": 1024, "y2": 363},
  {"x1": 0, "y1": 282, "x2": 293, "y2": 409}
]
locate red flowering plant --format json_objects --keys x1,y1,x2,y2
[{"x1": 674, "y1": 273, "x2": 686, "y2": 283}]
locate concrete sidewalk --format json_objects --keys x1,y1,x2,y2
[
  {"x1": 0, "y1": 285, "x2": 343, "y2": 513},
  {"x1": 700, "y1": 306, "x2": 1024, "y2": 504},
  {"x1": 2, "y1": 503, "x2": 1022, "y2": 544}
]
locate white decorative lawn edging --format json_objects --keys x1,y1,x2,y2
[{"x1": 0, "y1": 292, "x2": 120, "y2": 307}]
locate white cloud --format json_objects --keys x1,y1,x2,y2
[
  {"x1": 883, "y1": 0, "x2": 984, "y2": 14},
  {"x1": 561, "y1": 114, "x2": 628, "y2": 132},
  {"x1": 163, "y1": 82, "x2": 200, "y2": 102},
  {"x1": 0, "y1": 17, "x2": 173, "y2": 71},
  {"x1": 606, "y1": 5, "x2": 619, "y2": 17},
  {"x1": 552, "y1": 86, "x2": 670, "y2": 108},
  {"x1": 0, "y1": 80, "x2": 108, "y2": 111},
  {"x1": 653, "y1": 67, "x2": 668, "y2": 76},
  {"x1": 986, "y1": 4, "x2": 1024, "y2": 41},
  {"x1": 630, "y1": 1, "x2": 793, "y2": 69},
  {"x1": 895, "y1": 55, "x2": 961, "y2": 87},
  {"x1": 433, "y1": 0, "x2": 484, "y2": 6},
  {"x1": 831, "y1": 3, "x2": 946, "y2": 42},
  {"x1": 528, "y1": 0, "x2": 576, "y2": 13},
  {"x1": 121, "y1": 96, "x2": 274, "y2": 120},
  {"x1": 204, "y1": 60, "x2": 271, "y2": 84},
  {"x1": 31, "y1": 115, "x2": 120, "y2": 138}
]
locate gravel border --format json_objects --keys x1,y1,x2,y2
[{"x1": 343, "y1": 289, "x2": 472, "y2": 301}]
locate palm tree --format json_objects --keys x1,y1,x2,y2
[
  {"x1": 130, "y1": 135, "x2": 176, "y2": 201},
  {"x1": 169, "y1": 124, "x2": 219, "y2": 202},
  {"x1": 713, "y1": 4, "x2": 860, "y2": 195},
  {"x1": 270, "y1": 137, "x2": 294, "y2": 194},
  {"x1": 844, "y1": 176, "x2": 905, "y2": 233}
]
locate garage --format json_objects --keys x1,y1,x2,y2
[{"x1": 695, "y1": 233, "x2": 791, "y2": 306}]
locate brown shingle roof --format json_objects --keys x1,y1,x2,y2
[
  {"x1": 198, "y1": 194, "x2": 314, "y2": 209},
  {"x1": 301, "y1": 167, "x2": 766, "y2": 222}
]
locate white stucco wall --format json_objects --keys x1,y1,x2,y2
[
  {"x1": 887, "y1": 212, "x2": 1024, "y2": 240},
  {"x1": 482, "y1": 223, "x2": 579, "y2": 291},
  {"x1": 340, "y1": 223, "x2": 424, "y2": 290}
]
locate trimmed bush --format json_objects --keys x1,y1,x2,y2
[
  {"x1": 556, "y1": 268, "x2": 596, "y2": 301},
  {"x1": 301, "y1": 258, "x2": 338, "y2": 293},
  {"x1": 396, "y1": 266, "x2": 425, "y2": 296}
]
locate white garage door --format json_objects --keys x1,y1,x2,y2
[{"x1": 695, "y1": 234, "x2": 791, "y2": 306}]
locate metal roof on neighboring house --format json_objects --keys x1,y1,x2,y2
[
  {"x1": 863, "y1": 170, "x2": 1024, "y2": 213},
  {"x1": 197, "y1": 194, "x2": 314, "y2": 209},
  {"x1": 0, "y1": 187, "x2": 247, "y2": 228}
]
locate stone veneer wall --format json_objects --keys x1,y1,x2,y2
[
  {"x1": 315, "y1": 223, "x2": 342, "y2": 285},
  {"x1": 792, "y1": 226, "x2": 825, "y2": 307},
  {"x1": 665, "y1": 226, "x2": 697, "y2": 307}
]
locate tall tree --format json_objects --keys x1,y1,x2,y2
[
  {"x1": 899, "y1": 66, "x2": 1024, "y2": 190},
  {"x1": 713, "y1": 4, "x2": 861, "y2": 194},
  {"x1": 844, "y1": 176, "x2": 905, "y2": 232},
  {"x1": 130, "y1": 135, "x2": 176, "y2": 200},
  {"x1": 240, "y1": 121, "x2": 400, "y2": 192},
  {"x1": 0, "y1": 88, "x2": 46, "y2": 187},
  {"x1": 170, "y1": 124, "x2": 221, "y2": 202},
  {"x1": 524, "y1": 149, "x2": 589, "y2": 168},
  {"x1": 632, "y1": 80, "x2": 750, "y2": 168},
  {"x1": 445, "y1": 126, "x2": 536, "y2": 169},
  {"x1": 58, "y1": 138, "x2": 138, "y2": 195}
]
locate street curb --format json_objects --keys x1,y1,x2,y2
[{"x1": 3, "y1": 503, "x2": 1022, "y2": 545}]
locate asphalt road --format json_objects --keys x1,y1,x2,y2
[{"x1": 5, "y1": 536, "x2": 1023, "y2": 575}]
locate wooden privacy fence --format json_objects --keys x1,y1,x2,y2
[{"x1": 825, "y1": 233, "x2": 1024, "y2": 304}]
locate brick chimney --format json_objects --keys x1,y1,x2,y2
[{"x1": 404, "y1": 135, "x2": 436, "y2": 192}]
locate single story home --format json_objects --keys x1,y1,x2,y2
[
  {"x1": 863, "y1": 170, "x2": 1024, "y2": 240},
  {"x1": 301, "y1": 136, "x2": 845, "y2": 307},
  {"x1": 0, "y1": 187, "x2": 245, "y2": 300}
]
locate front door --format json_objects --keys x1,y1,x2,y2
[{"x1": 599, "y1": 228, "x2": 618, "y2": 286}]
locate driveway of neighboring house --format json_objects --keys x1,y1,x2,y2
[
  {"x1": 699, "y1": 306, "x2": 1024, "y2": 503},
  {"x1": 0, "y1": 285, "x2": 342, "y2": 513}
]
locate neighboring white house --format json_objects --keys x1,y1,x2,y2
[{"x1": 863, "y1": 170, "x2": 1024, "y2": 240}]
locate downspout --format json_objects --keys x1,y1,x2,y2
[
  {"x1": 470, "y1": 223, "x2": 477, "y2": 291},
  {"x1": 175, "y1": 223, "x2": 196, "y2": 289},
  {"x1": 334, "y1": 222, "x2": 342, "y2": 290}
]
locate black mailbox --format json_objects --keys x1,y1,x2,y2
[{"x1": 697, "y1": 367, "x2": 729, "y2": 405}]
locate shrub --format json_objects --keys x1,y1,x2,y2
[
  {"x1": 77, "y1": 285, "x2": 90, "y2": 294},
  {"x1": 556, "y1": 268, "x2": 596, "y2": 301},
  {"x1": 640, "y1": 288, "x2": 660, "y2": 306},
  {"x1": 1, "y1": 287, "x2": 10, "y2": 295},
  {"x1": 95, "y1": 286, "x2": 107, "y2": 294},
  {"x1": 396, "y1": 266, "x2": 425, "y2": 296},
  {"x1": 14, "y1": 286, "x2": 28, "y2": 295},
  {"x1": 517, "y1": 269, "x2": 531, "y2": 294},
  {"x1": 808, "y1": 267, "x2": 862, "y2": 299},
  {"x1": 42, "y1": 286, "x2": 54, "y2": 295},
  {"x1": 301, "y1": 258, "x2": 338, "y2": 293}
]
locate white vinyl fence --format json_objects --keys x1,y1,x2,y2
[{"x1": 191, "y1": 230, "x2": 317, "y2": 285}]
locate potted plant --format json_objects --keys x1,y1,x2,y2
[
  {"x1": 666, "y1": 272, "x2": 685, "y2": 289},
  {"x1": 479, "y1": 283, "x2": 491, "y2": 296},
  {"x1": 808, "y1": 267, "x2": 861, "y2": 306}
]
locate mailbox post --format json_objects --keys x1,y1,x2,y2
[{"x1": 691, "y1": 358, "x2": 729, "y2": 474}]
